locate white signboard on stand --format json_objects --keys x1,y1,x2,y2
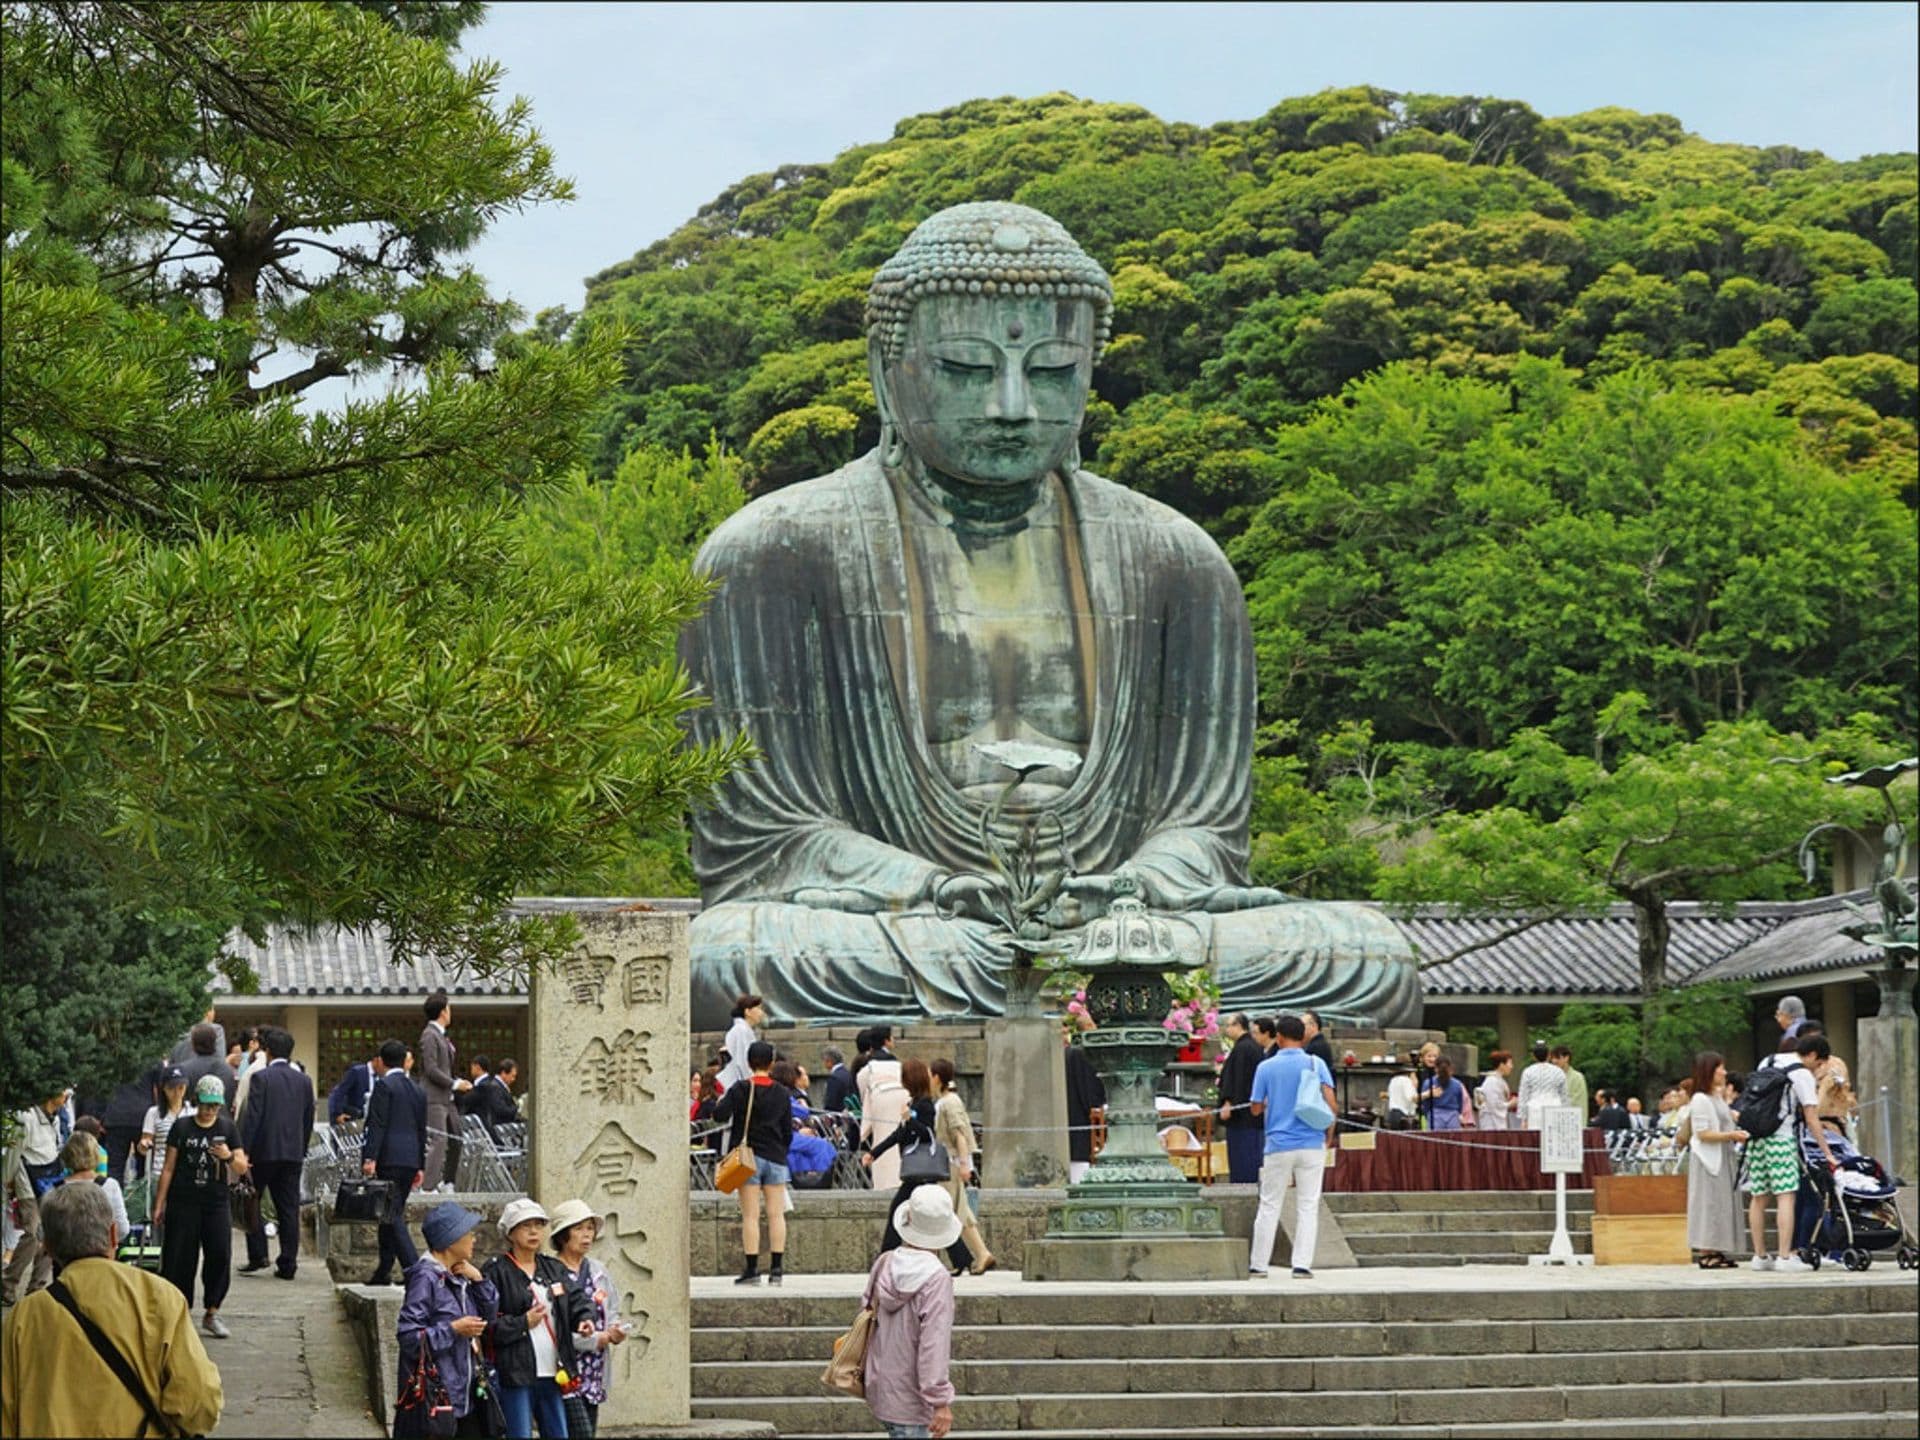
[
  {"x1": 1530, "y1": 1104, "x2": 1594, "y2": 1266},
  {"x1": 1539, "y1": 1105, "x2": 1584, "y2": 1174}
]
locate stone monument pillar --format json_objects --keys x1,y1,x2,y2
[
  {"x1": 530, "y1": 907, "x2": 690, "y2": 1430},
  {"x1": 982, "y1": 1013, "x2": 1069, "y2": 1189}
]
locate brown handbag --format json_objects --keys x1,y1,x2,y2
[{"x1": 715, "y1": 1080, "x2": 758, "y2": 1194}]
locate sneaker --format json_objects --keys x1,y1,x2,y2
[
  {"x1": 767, "y1": 1271, "x2": 784, "y2": 1287},
  {"x1": 202, "y1": 1314, "x2": 230, "y2": 1340},
  {"x1": 1292, "y1": 1268, "x2": 1313, "y2": 1280},
  {"x1": 1773, "y1": 1255, "x2": 1813, "y2": 1273},
  {"x1": 1748, "y1": 1255, "x2": 1775, "y2": 1271},
  {"x1": 732, "y1": 1271, "x2": 760, "y2": 1286},
  {"x1": 1247, "y1": 1267, "x2": 1269, "y2": 1277}
]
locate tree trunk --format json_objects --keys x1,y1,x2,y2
[{"x1": 1629, "y1": 888, "x2": 1670, "y2": 1100}]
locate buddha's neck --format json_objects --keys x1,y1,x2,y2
[{"x1": 897, "y1": 455, "x2": 1047, "y2": 533}]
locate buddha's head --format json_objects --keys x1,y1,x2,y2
[{"x1": 868, "y1": 203, "x2": 1113, "y2": 496}]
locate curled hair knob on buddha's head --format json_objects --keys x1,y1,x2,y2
[{"x1": 866, "y1": 201, "x2": 1115, "y2": 363}]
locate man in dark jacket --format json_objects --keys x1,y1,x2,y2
[
  {"x1": 361, "y1": 1039, "x2": 427, "y2": 1285},
  {"x1": 327, "y1": 1057, "x2": 375, "y2": 1125},
  {"x1": 1593, "y1": 1090, "x2": 1631, "y2": 1133},
  {"x1": 177, "y1": 1024, "x2": 236, "y2": 1113},
  {"x1": 237, "y1": 1027, "x2": 315, "y2": 1279},
  {"x1": 1302, "y1": 1010, "x2": 1336, "y2": 1069},
  {"x1": 820, "y1": 1047, "x2": 853, "y2": 1115},
  {"x1": 1216, "y1": 1013, "x2": 1265, "y2": 1184},
  {"x1": 460, "y1": 1056, "x2": 523, "y2": 1140}
]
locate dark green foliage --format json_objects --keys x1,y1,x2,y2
[{"x1": 0, "y1": 851, "x2": 239, "y2": 1112}]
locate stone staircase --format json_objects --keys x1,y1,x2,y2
[
  {"x1": 689, "y1": 1273, "x2": 1918, "y2": 1437},
  {"x1": 1327, "y1": 1189, "x2": 1594, "y2": 1267}
]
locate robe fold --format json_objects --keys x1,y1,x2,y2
[{"x1": 681, "y1": 451, "x2": 1421, "y2": 1030}]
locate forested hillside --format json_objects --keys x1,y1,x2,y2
[{"x1": 565, "y1": 88, "x2": 1917, "y2": 906}]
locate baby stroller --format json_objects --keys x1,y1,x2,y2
[{"x1": 1792, "y1": 1128, "x2": 1918, "y2": 1271}]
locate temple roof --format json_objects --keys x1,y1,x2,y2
[{"x1": 1405, "y1": 889, "x2": 1889, "y2": 999}]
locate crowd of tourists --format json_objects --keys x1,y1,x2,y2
[{"x1": 0, "y1": 989, "x2": 531, "y2": 1437}]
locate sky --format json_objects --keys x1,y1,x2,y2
[{"x1": 459, "y1": 1, "x2": 1919, "y2": 319}]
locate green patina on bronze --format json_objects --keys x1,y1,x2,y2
[{"x1": 679, "y1": 201, "x2": 1424, "y2": 1030}]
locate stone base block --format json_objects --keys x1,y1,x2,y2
[{"x1": 1022, "y1": 1235, "x2": 1246, "y2": 1282}]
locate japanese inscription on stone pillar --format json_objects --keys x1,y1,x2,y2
[{"x1": 531, "y1": 915, "x2": 689, "y2": 1426}]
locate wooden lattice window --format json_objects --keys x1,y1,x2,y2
[{"x1": 319, "y1": 1016, "x2": 385, "y2": 1094}]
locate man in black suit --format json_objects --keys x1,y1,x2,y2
[
  {"x1": 820, "y1": 1047, "x2": 853, "y2": 1114},
  {"x1": 1593, "y1": 1090, "x2": 1631, "y2": 1133},
  {"x1": 236, "y1": 1026, "x2": 315, "y2": 1280},
  {"x1": 1216, "y1": 1013, "x2": 1265, "y2": 1184},
  {"x1": 461, "y1": 1055, "x2": 523, "y2": 1140},
  {"x1": 361, "y1": 1039, "x2": 427, "y2": 1285}
]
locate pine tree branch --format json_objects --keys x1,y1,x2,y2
[{"x1": 2, "y1": 463, "x2": 169, "y2": 524}]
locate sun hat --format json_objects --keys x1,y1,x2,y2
[
  {"x1": 194, "y1": 1075, "x2": 226, "y2": 1105},
  {"x1": 546, "y1": 1198, "x2": 604, "y2": 1245},
  {"x1": 499, "y1": 1196, "x2": 550, "y2": 1236},
  {"x1": 892, "y1": 1185, "x2": 962, "y2": 1251},
  {"x1": 422, "y1": 1201, "x2": 484, "y2": 1253}
]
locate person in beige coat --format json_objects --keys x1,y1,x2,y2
[
  {"x1": 858, "y1": 1027, "x2": 907, "y2": 1190},
  {"x1": 929, "y1": 1059, "x2": 994, "y2": 1274}
]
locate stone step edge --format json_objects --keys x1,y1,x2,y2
[
  {"x1": 760, "y1": 1419, "x2": 1919, "y2": 1440},
  {"x1": 692, "y1": 1341, "x2": 1919, "y2": 1366},
  {"x1": 692, "y1": 1315, "x2": 1913, "y2": 1339},
  {"x1": 692, "y1": 1376, "x2": 1916, "y2": 1408}
]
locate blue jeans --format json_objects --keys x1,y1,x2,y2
[
  {"x1": 498, "y1": 1378, "x2": 569, "y2": 1439},
  {"x1": 881, "y1": 1424, "x2": 930, "y2": 1439}
]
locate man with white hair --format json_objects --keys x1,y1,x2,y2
[
  {"x1": 1774, "y1": 995, "x2": 1808, "y2": 1041},
  {"x1": 1, "y1": 1182, "x2": 223, "y2": 1437}
]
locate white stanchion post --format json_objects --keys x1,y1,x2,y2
[{"x1": 1530, "y1": 1104, "x2": 1593, "y2": 1267}]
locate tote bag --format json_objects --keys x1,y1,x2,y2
[
  {"x1": 1293, "y1": 1061, "x2": 1336, "y2": 1132},
  {"x1": 820, "y1": 1260, "x2": 883, "y2": 1397}
]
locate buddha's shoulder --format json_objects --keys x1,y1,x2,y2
[
  {"x1": 1070, "y1": 469, "x2": 1233, "y2": 564},
  {"x1": 695, "y1": 454, "x2": 880, "y2": 572}
]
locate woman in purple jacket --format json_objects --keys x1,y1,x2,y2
[
  {"x1": 862, "y1": 1187, "x2": 958, "y2": 1439},
  {"x1": 395, "y1": 1202, "x2": 500, "y2": 1438}
]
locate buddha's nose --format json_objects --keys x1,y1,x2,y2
[{"x1": 987, "y1": 363, "x2": 1036, "y2": 422}]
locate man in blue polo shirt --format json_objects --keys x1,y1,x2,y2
[{"x1": 1247, "y1": 1014, "x2": 1336, "y2": 1279}]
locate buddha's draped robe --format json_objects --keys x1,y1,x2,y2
[{"x1": 681, "y1": 451, "x2": 1422, "y2": 1030}]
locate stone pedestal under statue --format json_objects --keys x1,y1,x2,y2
[{"x1": 982, "y1": 1015, "x2": 1069, "y2": 1189}]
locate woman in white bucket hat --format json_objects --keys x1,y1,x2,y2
[
  {"x1": 862, "y1": 1187, "x2": 959, "y2": 1438},
  {"x1": 548, "y1": 1199, "x2": 628, "y2": 1438}
]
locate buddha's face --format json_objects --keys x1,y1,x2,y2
[{"x1": 881, "y1": 294, "x2": 1096, "y2": 489}]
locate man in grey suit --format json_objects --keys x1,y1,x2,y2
[{"x1": 416, "y1": 991, "x2": 469, "y2": 1191}]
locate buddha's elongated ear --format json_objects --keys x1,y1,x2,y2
[{"x1": 868, "y1": 334, "x2": 906, "y2": 469}]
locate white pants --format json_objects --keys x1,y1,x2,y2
[{"x1": 1249, "y1": 1146, "x2": 1325, "y2": 1272}]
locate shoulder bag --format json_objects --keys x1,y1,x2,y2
[
  {"x1": 819, "y1": 1257, "x2": 883, "y2": 1397},
  {"x1": 898, "y1": 1130, "x2": 951, "y2": 1184},
  {"x1": 48, "y1": 1278, "x2": 199, "y2": 1439},
  {"x1": 715, "y1": 1081, "x2": 759, "y2": 1194},
  {"x1": 1293, "y1": 1059, "x2": 1336, "y2": 1132}
]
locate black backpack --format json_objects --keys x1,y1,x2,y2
[{"x1": 1735, "y1": 1061, "x2": 1804, "y2": 1139}]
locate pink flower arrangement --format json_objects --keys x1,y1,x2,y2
[{"x1": 1162, "y1": 994, "x2": 1219, "y2": 1041}]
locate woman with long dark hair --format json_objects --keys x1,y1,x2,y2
[{"x1": 1684, "y1": 1051, "x2": 1747, "y2": 1268}]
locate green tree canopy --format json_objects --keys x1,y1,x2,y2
[{"x1": 1, "y1": 2, "x2": 747, "y2": 969}]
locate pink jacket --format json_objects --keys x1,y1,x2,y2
[{"x1": 862, "y1": 1248, "x2": 955, "y2": 1427}]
